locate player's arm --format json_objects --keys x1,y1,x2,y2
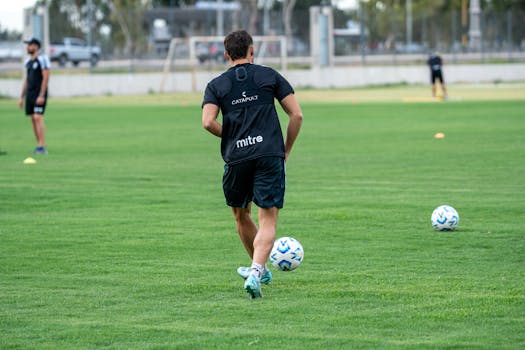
[
  {"x1": 37, "y1": 69, "x2": 50, "y2": 105},
  {"x1": 202, "y1": 103, "x2": 222, "y2": 138},
  {"x1": 279, "y1": 93, "x2": 303, "y2": 161},
  {"x1": 18, "y1": 76, "x2": 27, "y2": 109}
]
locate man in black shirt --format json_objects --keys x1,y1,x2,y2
[
  {"x1": 427, "y1": 52, "x2": 447, "y2": 99},
  {"x1": 202, "y1": 30, "x2": 303, "y2": 298},
  {"x1": 18, "y1": 38, "x2": 50, "y2": 154}
]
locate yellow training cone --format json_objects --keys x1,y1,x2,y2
[{"x1": 23, "y1": 157, "x2": 37, "y2": 164}]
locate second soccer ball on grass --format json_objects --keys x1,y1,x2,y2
[{"x1": 431, "y1": 205, "x2": 460, "y2": 231}]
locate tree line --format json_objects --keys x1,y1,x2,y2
[{"x1": 22, "y1": 0, "x2": 525, "y2": 56}]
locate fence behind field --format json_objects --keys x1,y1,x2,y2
[{"x1": 6, "y1": 2, "x2": 522, "y2": 70}]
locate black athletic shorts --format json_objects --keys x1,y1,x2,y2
[
  {"x1": 431, "y1": 70, "x2": 444, "y2": 84},
  {"x1": 222, "y1": 156, "x2": 286, "y2": 209},
  {"x1": 25, "y1": 93, "x2": 47, "y2": 116}
]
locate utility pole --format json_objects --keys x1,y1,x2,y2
[
  {"x1": 87, "y1": 0, "x2": 93, "y2": 69},
  {"x1": 406, "y1": 0, "x2": 412, "y2": 47},
  {"x1": 461, "y1": 0, "x2": 468, "y2": 47},
  {"x1": 263, "y1": 0, "x2": 270, "y2": 35},
  {"x1": 217, "y1": 0, "x2": 224, "y2": 36},
  {"x1": 468, "y1": 0, "x2": 482, "y2": 51},
  {"x1": 359, "y1": 2, "x2": 366, "y2": 64}
]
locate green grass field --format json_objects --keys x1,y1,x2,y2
[{"x1": 1, "y1": 87, "x2": 524, "y2": 349}]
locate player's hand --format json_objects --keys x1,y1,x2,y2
[
  {"x1": 36, "y1": 96, "x2": 45, "y2": 105},
  {"x1": 18, "y1": 98, "x2": 23, "y2": 109}
]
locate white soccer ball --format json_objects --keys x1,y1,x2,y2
[
  {"x1": 270, "y1": 237, "x2": 304, "y2": 271},
  {"x1": 431, "y1": 205, "x2": 460, "y2": 231}
]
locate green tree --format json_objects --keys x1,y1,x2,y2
[
  {"x1": 0, "y1": 24, "x2": 22, "y2": 40},
  {"x1": 41, "y1": 0, "x2": 111, "y2": 44},
  {"x1": 107, "y1": 0, "x2": 148, "y2": 56},
  {"x1": 40, "y1": 0, "x2": 150, "y2": 56},
  {"x1": 44, "y1": 0, "x2": 85, "y2": 42}
]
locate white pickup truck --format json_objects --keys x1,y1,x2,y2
[{"x1": 49, "y1": 37, "x2": 101, "y2": 67}]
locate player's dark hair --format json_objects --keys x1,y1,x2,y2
[{"x1": 224, "y1": 30, "x2": 253, "y2": 61}]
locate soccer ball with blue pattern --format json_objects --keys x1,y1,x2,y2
[
  {"x1": 270, "y1": 237, "x2": 304, "y2": 271},
  {"x1": 431, "y1": 205, "x2": 460, "y2": 231}
]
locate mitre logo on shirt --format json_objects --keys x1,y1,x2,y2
[
  {"x1": 235, "y1": 135, "x2": 264, "y2": 148},
  {"x1": 231, "y1": 91, "x2": 259, "y2": 105}
]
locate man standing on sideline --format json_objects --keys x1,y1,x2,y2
[
  {"x1": 18, "y1": 37, "x2": 50, "y2": 154},
  {"x1": 427, "y1": 52, "x2": 447, "y2": 99},
  {"x1": 201, "y1": 30, "x2": 303, "y2": 299}
]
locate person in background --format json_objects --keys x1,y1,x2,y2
[
  {"x1": 19, "y1": 37, "x2": 50, "y2": 154},
  {"x1": 427, "y1": 51, "x2": 447, "y2": 99}
]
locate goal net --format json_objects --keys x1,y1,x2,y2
[{"x1": 160, "y1": 35, "x2": 288, "y2": 93}]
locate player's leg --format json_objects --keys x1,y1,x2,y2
[
  {"x1": 244, "y1": 207, "x2": 278, "y2": 298},
  {"x1": 33, "y1": 114, "x2": 45, "y2": 147},
  {"x1": 430, "y1": 71, "x2": 437, "y2": 97},
  {"x1": 30, "y1": 115, "x2": 39, "y2": 144},
  {"x1": 439, "y1": 73, "x2": 447, "y2": 98},
  {"x1": 224, "y1": 161, "x2": 256, "y2": 257},
  {"x1": 253, "y1": 206, "x2": 278, "y2": 267},
  {"x1": 251, "y1": 156, "x2": 285, "y2": 270},
  {"x1": 233, "y1": 205, "x2": 273, "y2": 285},
  {"x1": 31, "y1": 113, "x2": 46, "y2": 153},
  {"x1": 223, "y1": 160, "x2": 270, "y2": 289},
  {"x1": 26, "y1": 96, "x2": 40, "y2": 151},
  {"x1": 243, "y1": 156, "x2": 285, "y2": 298},
  {"x1": 231, "y1": 205, "x2": 257, "y2": 259}
]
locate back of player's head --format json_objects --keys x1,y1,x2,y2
[{"x1": 224, "y1": 30, "x2": 253, "y2": 61}]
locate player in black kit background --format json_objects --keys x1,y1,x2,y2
[
  {"x1": 18, "y1": 37, "x2": 50, "y2": 154},
  {"x1": 202, "y1": 30, "x2": 303, "y2": 299},
  {"x1": 427, "y1": 52, "x2": 448, "y2": 99}
]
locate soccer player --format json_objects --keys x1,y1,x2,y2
[
  {"x1": 427, "y1": 52, "x2": 447, "y2": 99},
  {"x1": 201, "y1": 30, "x2": 303, "y2": 299},
  {"x1": 18, "y1": 37, "x2": 50, "y2": 154}
]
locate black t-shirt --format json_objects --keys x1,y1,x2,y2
[
  {"x1": 427, "y1": 55, "x2": 442, "y2": 72},
  {"x1": 25, "y1": 55, "x2": 50, "y2": 95},
  {"x1": 202, "y1": 63, "x2": 294, "y2": 165}
]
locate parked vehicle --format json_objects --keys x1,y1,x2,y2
[
  {"x1": 49, "y1": 38, "x2": 101, "y2": 67},
  {"x1": 395, "y1": 42, "x2": 428, "y2": 54},
  {"x1": 196, "y1": 42, "x2": 226, "y2": 63},
  {"x1": 0, "y1": 41, "x2": 23, "y2": 61}
]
